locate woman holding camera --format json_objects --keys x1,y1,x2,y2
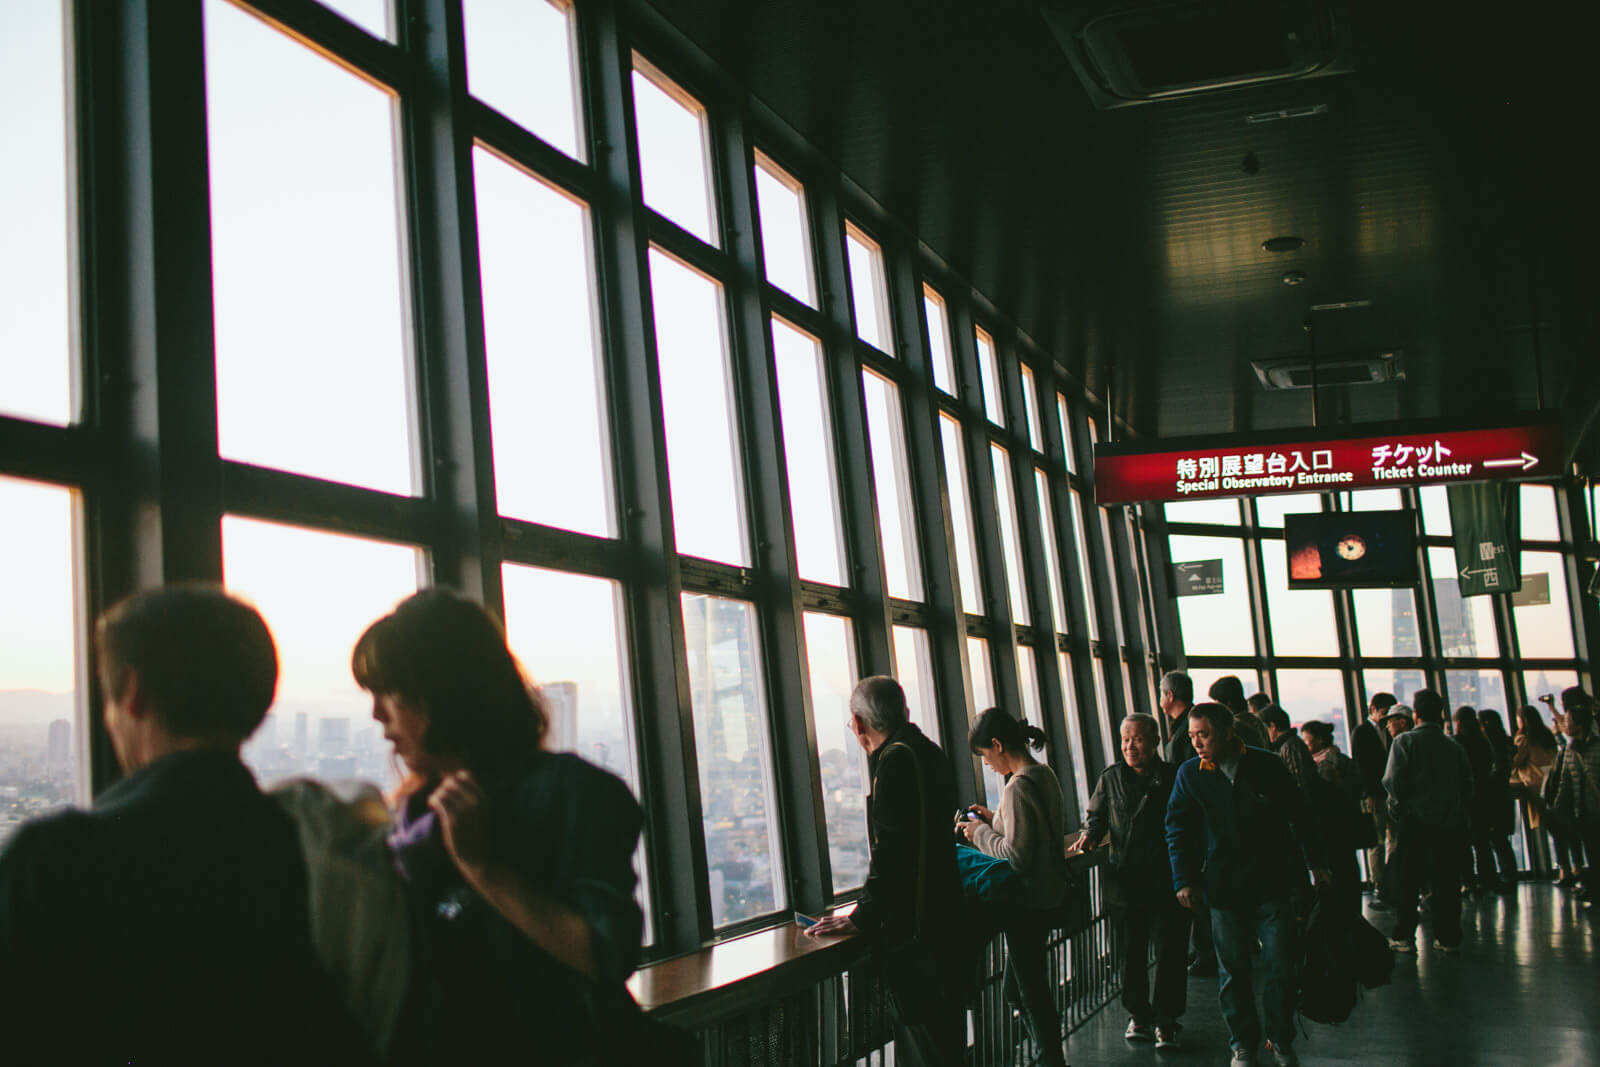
[{"x1": 957, "y1": 707, "x2": 1068, "y2": 1067}]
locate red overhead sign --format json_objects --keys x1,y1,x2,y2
[{"x1": 1093, "y1": 419, "x2": 1562, "y2": 506}]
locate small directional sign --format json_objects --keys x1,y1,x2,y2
[
  {"x1": 1448, "y1": 483, "x2": 1521, "y2": 598},
  {"x1": 1511, "y1": 572, "x2": 1551, "y2": 608},
  {"x1": 1171, "y1": 559, "x2": 1225, "y2": 597}
]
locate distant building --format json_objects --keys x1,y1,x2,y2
[
  {"x1": 46, "y1": 719, "x2": 71, "y2": 768},
  {"x1": 544, "y1": 681, "x2": 578, "y2": 753},
  {"x1": 317, "y1": 716, "x2": 349, "y2": 755}
]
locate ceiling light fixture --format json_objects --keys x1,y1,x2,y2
[
  {"x1": 1247, "y1": 103, "x2": 1329, "y2": 124},
  {"x1": 1262, "y1": 236, "x2": 1305, "y2": 253},
  {"x1": 1282, "y1": 270, "x2": 1306, "y2": 286},
  {"x1": 1309, "y1": 298, "x2": 1373, "y2": 311}
]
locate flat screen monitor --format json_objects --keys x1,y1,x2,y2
[{"x1": 1284, "y1": 510, "x2": 1420, "y2": 589}]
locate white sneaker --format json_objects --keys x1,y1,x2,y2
[
  {"x1": 1231, "y1": 1049, "x2": 1258, "y2": 1065},
  {"x1": 1155, "y1": 1026, "x2": 1182, "y2": 1050},
  {"x1": 1388, "y1": 937, "x2": 1415, "y2": 953},
  {"x1": 1272, "y1": 1047, "x2": 1299, "y2": 1066},
  {"x1": 1432, "y1": 939, "x2": 1459, "y2": 954},
  {"x1": 1125, "y1": 1018, "x2": 1154, "y2": 1041}
]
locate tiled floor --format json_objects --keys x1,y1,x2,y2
[{"x1": 1065, "y1": 883, "x2": 1597, "y2": 1065}]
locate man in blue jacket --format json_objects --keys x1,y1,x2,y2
[{"x1": 1166, "y1": 702, "x2": 1330, "y2": 1067}]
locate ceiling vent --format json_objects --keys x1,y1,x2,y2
[
  {"x1": 1251, "y1": 351, "x2": 1402, "y2": 390},
  {"x1": 1042, "y1": 1, "x2": 1352, "y2": 111}
]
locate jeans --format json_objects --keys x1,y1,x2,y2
[
  {"x1": 1391, "y1": 821, "x2": 1466, "y2": 947},
  {"x1": 1120, "y1": 897, "x2": 1190, "y2": 1026},
  {"x1": 1210, "y1": 896, "x2": 1298, "y2": 1054},
  {"x1": 1365, "y1": 800, "x2": 1390, "y2": 894},
  {"x1": 1003, "y1": 913, "x2": 1067, "y2": 1067}
]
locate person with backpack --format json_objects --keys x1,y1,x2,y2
[
  {"x1": 1076, "y1": 713, "x2": 1188, "y2": 1051},
  {"x1": 353, "y1": 589, "x2": 654, "y2": 1066},
  {"x1": 958, "y1": 706, "x2": 1069, "y2": 1067}
]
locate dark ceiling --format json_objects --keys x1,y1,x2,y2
[{"x1": 641, "y1": 0, "x2": 1597, "y2": 465}]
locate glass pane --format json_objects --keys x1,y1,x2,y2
[
  {"x1": 772, "y1": 318, "x2": 847, "y2": 585},
  {"x1": 631, "y1": 62, "x2": 716, "y2": 245},
  {"x1": 1261, "y1": 540, "x2": 1338, "y2": 656},
  {"x1": 1353, "y1": 587, "x2": 1423, "y2": 657},
  {"x1": 649, "y1": 248, "x2": 748, "y2": 565},
  {"x1": 1097, "y1": 511, "x2": 1126, "y2": 644},
  {"x1": 1068, "y1": 491, "x2": 1100, "y2": 637},
  {"x1": 967, "y1": 636, "x2": 1002, "y2": 803},
  {"x1": 893, "y1": 625, "x2": 940, "y2": 742},
  {"x1": 975, "y1": 328, "x2": 1004, "y2": 425},
  {"x1": 1520, "y1": 485, "x2": 1560, "y2": 542},
  {"x1": 1362, "y1": 668, "x2": 1428, "y2": 710},
  {"x1": 803, "y1": 613, "x2": 867, "y2": 893},
  {"x1": 940, "y1": 415, "x2": 983, "y2": 614},
  {"x1": 681, "y1": 594, "x2": 785, "y2": 926},
  {"x1": 1348, "y1": 488, "x2": 1403, "y2": 511},
  {"x1": 1274, "y1": 669, "x2": 1351, "y2": 752},
  {"x1": 501, "y1": 566, "x2": 639, "y2": 789},
  {"x1": 1056, "y1": 395, "x2": 1077, "y2": 473},
  {"x1": 1168, "y1": 535, "x2": 1254, "y2": 656},
  {"x1": 1057, "y1": 653, "x2": 1091, "y2": 813},
  {"x1": 502, "y1": 564, "x2": 651, "y2": 940},
  {"x1": 464, "y1": 0, "x2": 582, "y2": 159},
  {"x1": 1093, "y1": 660, "x2": 1118, "y2": 761},
  {"x1": 1188, "y1": 668, "x2": 1260, "y2": 710},
  {"x1": 992, "y1": 446, "x2": 1030, "y2": 625},
  {"x1": 1514, "y1": 551, "x2": 1574, "y2": 659},
  {"x1": 923, "y1": 286, "x2": 956, "y2": 394},
  {"x1": 845, "y1": 225, "x2": 892, "y2": 352},
  {"x1": 1035, "y1": 469, "x2": 1068, "y2": 634},
  {"x1": 752, "y1": 153, "x2": 814, "y2": 305},
  {"x1": 0, "y1": 477, "x2": 84, "y2": 839},
  {"x1": 1521, "y1": 669, "x2": 1579, "y2": 710},
  {"x1": 1255, "y1": 493, "x2": 1321, "y2": 529},
  {"x1": 320, "y1": 0, "x2": 390, "y2": 39},
  {"x1": 1016, "y1": 644, "x2": 1043, "y2": 730},
  {"x1": 862, "y1": 370, "x2": 923, "y2": 600},
  {"x1": 1164, "y1": 499, "x2": 1241, "y2": 525},
  {"x1": 1428, "y1": 546, "x2": 1500, "y2": 657},
  {"x1": 1444, "y1": 670, "x2": 1508, "y2": 715},
  {"x1": 475, "y1": 149, "x2": 613, "y2": 536},
  {"x1": 0, "y1": 0, "x2": 74, "y2": 426},
  {"x1": 1420, "y1": 485, "x2": 1451, "y2": 536},
  {"x1": 207, "y1": 1, "x2": 416, "y2": 494},
  {"x1": 1020, "y1": 365, "x2": 1045, "y2": 451},
  {"x1": 223, "y1": 517, "x2": 421, "y2": 790}
]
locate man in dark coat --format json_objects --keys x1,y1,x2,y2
[
  {"x1": 1167, "y1": 702, "x2": 1330, "y2": 1067},
  {"x1": 1081, "y1": 713, "x2": 1189, "y2": 1050},
  {"x1": 808, "y1": 676, "x2": 965, "y2": 1066},
  {"x1": 1352, "y1": 692, "x2": 1397, "y2": 902},
  {"x1": 0, "y1": 586, "x2": 373, "y2": 1065},
  {"x1": 1159, "y1": 671, "x2": 1216, "y2": 976}
]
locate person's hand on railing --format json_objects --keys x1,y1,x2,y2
[
  {"x1": 805, "y1": 914, "x2": 859, "y2": 939},
  {"x1": 1067, "y1": 830, "x2": 1093, "y2": 854},
  {"x1": 1176, "y1": 887, "x2": 1199, "y2": 911}
]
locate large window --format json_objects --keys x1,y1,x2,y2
[
  {"x1": 1261, "y1": 540, "x2": 1338, "y2": 657},
  {"x1": 991, "y1": 446, "x2": 1030, "y2": 624},
  {"x1": 1275, "y1": 668, "x2": 1350, "y2": 751},
  {"x1": 1168, "y1": 536, "x2": 1253, "y2": 656},
  {"x1": 0, "y1": 477, "x2": 84, "y2": 840},
  {"x1": 475, "y1": 149, "x2": 614, "y2": 536},
  {"x1": 206, "y1": 0, "x2": 417, "y2": 494},
  {"x1": 463, "y1": 0, "x2": 584, "y2": 159},
  {"x1": 845, "y1": 225, "x2": 892, "y2": 352},
  {"x1": 682, "y1": 594, "x2": 785, "y2": 927},
  {"x1": 752, "y1": 154, "x2": 815, "y2": 306},
  {"x1": 649, "y1": 249, "x2": 748, "y2": 565},
  {"x1": 223, "y1": 517, "x2": 422, "y2": 789},
  {"x1": 862, "y1": 371, "x2": 923, "y2": 601},
  {"x1": 923, "y1": 287, "x2": 956, "y2": 394},
  {"x1": 632, "y1": 61, "x2": 717, "y2": 244},
  {"x1": 1, "y1": 0, "x2": 74, "y2": 426},
  {"x1": 893, "y1": 626, "x2": 941, "y2": 742},
  {"x1": 1428, "y1": 546, "x2": 1500, "y2": 658},
  {"x1": 803, "y1": 613, "x2": 867, "y2": 893},
  {"x1": 1514, "y1": 551, "x2": 1575, "y2": 659},
  {"x1": 940, "y1": 415, "x2": 983, "y2": 613},
  {"x1": 772, "y1": 319, "x2": 847, "y2": 585}
]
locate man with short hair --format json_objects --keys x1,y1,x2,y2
[
  {"x1": 1260, "y1": 704, "x2": 1320, "y2": 803},
  {"x1": 1209, "y1": 675, "x2": 1270, "y2": 749},
  {"x1": 1159, "y1": 671, "x2": 1197, "y2": 769},
  {"x1": 1079, "y1": 714, "x2": 1190, "y2": 1050},
  {"x1": 1167, "y1": 702, "x2": 1331, "y2": 1067},
  {"x1": 1301, "y1": 721, "x2": 1364, "y2": 920},
  {"x1": 1247, "y1": 693, "x2": 1273, "y2": 716},
  {"x1": 0, "y1": 586, "x2": 372, "y2": 1064},
  {"x1": 1353, "y1": 693, "x2": 1397, "y2": 901},
  {"x1": 808, "y1": 676, "x2": 965, "y2": 1066},
  {"x1": 1382, "y1": 688, "x2": 1473, "y2": 953}
]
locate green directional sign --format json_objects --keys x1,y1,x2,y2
[{"x1": 1447, "y1": 483, "x2": 1521, "y2": 598}]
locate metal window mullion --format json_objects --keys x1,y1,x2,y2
[
  {"x1": 1142, "y1": 505, "x2": 1183, "y2": 675},
  {"x1": 586, "y1": 0, "x2": 709, "y2": 953},
  {"x1": 1558, "y1": 483, "x2": 1599, "y2": 675},
  {"x1": 81, "y1": 0, "x2": 226, "y2": 790},
  {"x1": 400, "y1": 0, "x2": 502, "y2": 608},
  {"x1": 715, "y1": 100, "x2": 832, "y2": 914},
  {"x1": 1243, "y1": 517, "x2": 1275, "y2": 697}
]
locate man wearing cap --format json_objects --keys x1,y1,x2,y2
[{"x1": 1353, "y1": 693, "x2": 1397, "y2": 903}]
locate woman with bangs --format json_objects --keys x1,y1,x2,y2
[{"x1": 353, "y1": 588, "x2": 646, "y2": 1065}]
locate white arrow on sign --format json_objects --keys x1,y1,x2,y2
[
  {"x1": 1483, "y1": 451, "x2": 1539, "y2": 471},
  {"x1": 1458, "y1": 564, "x2": 1497, "y2": 580}
]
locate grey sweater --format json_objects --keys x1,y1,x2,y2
[{"x1": 969, "y1": 762, "x2": 1067, "y2": 909}]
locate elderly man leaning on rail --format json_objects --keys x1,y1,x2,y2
[
  {"x1": 1075, "y1": 712, "x2": 1190, "y2": 1051},
  {"x1": 806, "y1": 676, "x2": 966, "y2": 1067}
]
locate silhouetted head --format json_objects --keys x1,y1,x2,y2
[
  {"x1": 1259, "y1": 704, "x2": 1291, "y2": 738},
  {"x1": 1412, "y1": 688, "x2": 1445, "y2": 724},
  {"x1": 1300, "y1": 720, "x2": 1335, "y2": 755},
  {"x1": 1453, "y1": 705, "x2": 1483, "y2": 739},
  {"x1": 1369, "y1": 692, "x2": 1397, "y2": 721},
  {"x1": 353, "y1": 589, "x2": 546, "y2": 786},
  {"x1": 1208, "y1": 675, "x2": 1246, "y2": 714}
]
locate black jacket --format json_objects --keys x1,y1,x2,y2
[
  {"x1": 1083, "y1": 760, "x2": 1178, "y2": 904},
  {"x1": 1352, "y1": 720, "x2": 1390, "y2": 801},
  {"x1": 0, "y1": 750, "x2": 373, "y2": 1065},
  {"x1": 1163, "y1": 708, "x2": 1197, "y2": 769},
  {"x1": 851, "y1": 723, "x2": 962, "y2": 945}
]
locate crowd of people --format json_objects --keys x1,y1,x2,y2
[{"x1": 0, "y1": 584, "x2": 1594, "y2": 1066}]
